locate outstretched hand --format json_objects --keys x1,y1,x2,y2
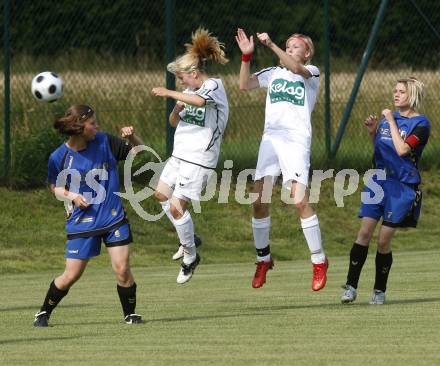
[
  {"x1": 152, "y1": 87, "x2": 169, "y2": 98},
  {"x1": 256, "y1": 32, "x2": 273, "y2": 48},
  {"x1": 235, "y1": 28, "x2": 254, "y2": 55}
]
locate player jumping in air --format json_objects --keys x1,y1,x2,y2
[
  {"x1": 152, "y1": 28, "x2": 229, "y2": 284},
  {"x1": 235, "y1": 28, "x2": 328, "y2": 290}
]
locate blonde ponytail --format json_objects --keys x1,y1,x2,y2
[{"x1": 167, "y1": 28, "x2": 228, "y2": 74}]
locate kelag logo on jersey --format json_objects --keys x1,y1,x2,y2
[
  {"x1": 182, "y1": 104, "x2": 206, "y2": 127},
  {"x1": 269, "y1": 79, "x2": 305, "y2": 105}
]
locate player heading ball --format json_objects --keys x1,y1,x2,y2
[{"x1": 152, "y1": 28, "x2": 229, "y2": 284}]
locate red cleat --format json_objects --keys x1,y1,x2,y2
[
  {"x1": 252, "y1": 259, "x2": 274, "y2": 288},
  {"x1": 312, "y1": 258, "x2": 329, "y2": 291}
]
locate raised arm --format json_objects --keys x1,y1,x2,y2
[
  {"x1": 235, "y1": 28, "x2": 259, "y2": 90},
  {"x1": 256, "y1": 32, "x2": 312, "y2": 79},
  {"x1": 120, "y1": 126, "x2": 143, "y2": 147},
  {"x1": 152, "y1": 88, "x2": 205, "y2": 108}
]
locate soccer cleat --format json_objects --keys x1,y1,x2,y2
[
  {"x1": 177, "y1": 253, "x2": 201, "y2": 284},
  {"x1": 369, "y1": 290, "x2": 386, "y2": 305},
  {"x1": 252, "y1": 258, "x2": 274, "y2": 288},
  {"x1": 124, "y1": 314, "x2": 145, "y2": 324},
  {"x1": 341, "y1": 284, "x2": 357, "y2": 303},
  {"x1": 172, "y1": 234, "x2": 202, "y2": 260},
  {"x1": 33, "y1": 310, "x2": 49, "y2": 327},
  {"x1": 312, "y1": 258, "x2": 329, "y2": 291}
]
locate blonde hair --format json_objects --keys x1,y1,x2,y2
[
  {"x1": 167, "y1": 28, "x2": 228, "y2": 74},
  {"x1": 397, "y1": 77, "x2": 425, "y2": 111},
  {"x1": 286, "y1": 33, "x2": 315, "y2": 62}
]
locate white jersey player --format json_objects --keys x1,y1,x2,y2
[
  {"x1": 236, "y1": 28, "x2": 328, "y2": 291},
  {"x1": 152, "y1": 28, "x2": 229, "y2": 284}
]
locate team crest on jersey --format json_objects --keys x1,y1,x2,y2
[
  {"x1": 269, "y1": 79, "x2": 305, "y2": 105},
  {"x1": 183, "y1": 104, "x2": 206, "y2": 126},
  {"x1": 399, "y1": 129, "x2": 407, "y2": 139}
]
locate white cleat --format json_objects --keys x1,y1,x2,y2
[
  {"x1": 369, "y1": 290, "x2": 386, "y2": 305},
  {"x1": 341, "y1": 284, "x2": 357, "y2": 303},
  {"x1": 176, "y1": 254, "x2": 200, "y2": 284},
  {"x1": 172, "y1": 235, "x2": 202, "y2": 261},
  {"x1": 172, "y1": 245, "x2": 184, "y2": 261}
]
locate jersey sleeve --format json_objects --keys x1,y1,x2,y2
[
  {"x1": 255, "y1": 67, "x2": 276, "y2": 88},
  {"x1": 305, "y1": 65, "x2": 320, "y2": 90},
  {"x1": 196, "y1": 79, "x2": 222, "y2": 106},
  {"x1": 47, "y1": 154, "x2": 61, "y2": 185},
  {"x1": 405, "y1": 126, "x2": 430, "y2": 149},
  {"x1": 47, "y1": 149, "x2": 69, "y2": 186},
  {"x1": 106, "y1": 133, "x2": 133, "y2": 161}
]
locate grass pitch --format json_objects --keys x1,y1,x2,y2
[{"x1": 1, "y1": 250, "x2": 439, "y2": 366}]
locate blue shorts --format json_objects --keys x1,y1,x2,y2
[
  {"x1": 65, "y1": 223, "x2": 132, "y2": 259},
  {"x1": 359, "y1": 179, "x2": 422, "y2": 228}
]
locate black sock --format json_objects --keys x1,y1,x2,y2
[
  {"x1": 346, "y1": 243, "x2": 369, "y2": 288},
  {"x1": 374, "y1": 251, "x2": 393, "y2": 292},
  {"x1": 256, "y1": 245, "x2": 271, "y2": 258},
  {"x1": 117, "y1": 282, "x2": 137, "y2": 317},
  {"x1": 40, "y1": 280, "x2": 69, "y2": 316}
]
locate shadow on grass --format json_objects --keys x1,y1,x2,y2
[
  {"x1": 0, "y1": 336, "x2": 78, "y2": 345},
  {"x1": 146, "y1": 297, "x2": 440, "y2": 323},
  {"x1": 0, "y1": 303, "x2": 94, "y2": 312}
]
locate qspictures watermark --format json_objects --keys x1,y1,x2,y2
[{"x1": 55, "y1": 144, "x2": 386, "y2": 221}]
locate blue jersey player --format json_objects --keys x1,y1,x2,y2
[
  {"x1": 33, "y1": 105, "x2": 144, "y2": 326},
  {"x1": 341, "y1": 77, "x2": 430, "y2": 305}
]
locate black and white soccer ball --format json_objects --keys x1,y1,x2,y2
[{"x1": 31, "y1": 71, "x2": 63, "y2": 102}]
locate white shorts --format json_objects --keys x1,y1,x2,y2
[
  {"x1": 255, "y1": 133, "x2": 310, "y2": 186},
  {"x1": 159, "y1": 157, "x2": 214, "y2": 201}
]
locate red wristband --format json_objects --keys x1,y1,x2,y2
[{"x1": 241, "y1": 53, "x2": 252, "y2": 62}]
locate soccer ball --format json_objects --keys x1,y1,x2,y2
[{"x1": 31, "y1": 71, "x2": 63, "y2": 102}]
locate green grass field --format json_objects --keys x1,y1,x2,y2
[
  {"x1": 2, "y1": 170, "x2": 440, "y2": 273},
  {"x1": 2, "y1": 168, "x2": 440, "y2": 365},
  {"x1": 1, "y1": 251, "x2": 439, "y2": 366}
]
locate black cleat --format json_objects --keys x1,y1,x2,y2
[
  {"x1": 124, "y1": 314, "x2": 145, "y2": 324},
  {"x1": 176, "y1": 253, "x2": 201, "y2": 284},
  {"x1": 33, "y1": 311, "x2": 49, "y2": 327}
]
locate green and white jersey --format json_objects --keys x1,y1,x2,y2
[
  {"x1": 256, "y1": 65, "x2": 320, "y2": 139},
  {"x1": 173, "y1": 78, "x2": 229, "y2": 168}
]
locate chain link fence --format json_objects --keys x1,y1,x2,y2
[{"x1": 1, "y1": 0, "x2": 440, "y2": 187}]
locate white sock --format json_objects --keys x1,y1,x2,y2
[
  {"x1": 173, "y1": 211, "x2": 196, "y2": 264},
  {"x1": 159, "y1": 200, "x2": 174, "y2": 223},
  {"x1": 252, "y1": 216, "x2": 271, "y2": 262},
  {"x1": 301, "y1": 214, "x2": 326, "y2": 264}
]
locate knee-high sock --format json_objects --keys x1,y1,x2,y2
[
  {"x1": 160, "y1": 200, "x2": 174, "y2": 222},
  {"x1": 374, "y1": 251, "x2": 393, "y2": 292},
  {"x1": 346, "y1": 243, "x2": 369, "y2": 288},
  {"x1": 40, "y1": 280, "x2": 69, "y2": 316},
  {"x1": 173, "y1": 211, "x2": 196, "y2": 264},
  {"x1": 252, "y1": 216, "x2": 271, "y2": 262},
  {"x1": 117, "y1": 282, "x2": 137, "y2": 317},
  {"x1": 300, "y1": 214, "x2": 325, "y2": 264}
]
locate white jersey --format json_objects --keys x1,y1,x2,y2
[
  {"x1": 172, "y1": 78, "x2": 229, "y2": 168},
  {"x1": 256, "y1": 65, "x2": 320, "y2": 141}
]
